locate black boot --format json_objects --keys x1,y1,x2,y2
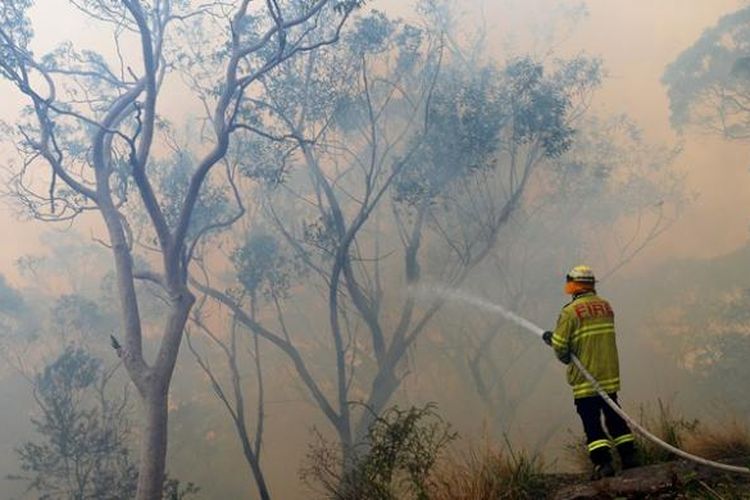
[
  {"x1": 589, "y1": 447, "x2": 616, "y2": 480},
  {"x1": 591, "y1": 461, "x2": 616, "y2": 480},
  {"x1": 617, "y1": 441, "x2": 640, "y2": 470}
]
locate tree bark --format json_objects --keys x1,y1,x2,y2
[
  {"x1": 136, "y1": 387, "x2": 169, "y2": 500},
  {"x1": 135, "y1": 297, "x2": 193, "y2": 500},
  {"x1": 354, "y1": 368, "x2": 399, "y2": 443},
  {"x1": 237, "y1": 424, "x2": 270, "y2": 500}
]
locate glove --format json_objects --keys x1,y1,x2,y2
[
  {"x1": 559, "y1": 351, "x2": 571, "y2": 364},
  {"x1": 542, "y1": 330, "x2": 553, "y2": 346}
]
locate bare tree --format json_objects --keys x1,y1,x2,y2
[
  {"x1": 192, "y1": 7, "x2": 602, "y2": 473},
  {"x1": 0, "y1": 1, "x2": 365, "y2": 497},
  {"x1": 185, "y1": 295, "x2": 270, "y2": 499}
]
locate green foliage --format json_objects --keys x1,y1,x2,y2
[
  {"x1": 507, "y1": 55, "x2": 600, "y2": 160},
  {"x1": 51, "y1": 294, "x2": 112, "y2": 340},
  {"x1": 302, "y1": 213, "x2": 339, "y2": 258},
  {"x1": 41, "y1": 41, "x2": 121, "y2": 99},
  {"x1": 331, "y1": 15, "x2": 430, "y2": 129},
  {"x1": 393, "y1": 65, "x2": 503, "y2": 206},
  {"x1": 163, "y1": 478, "x2": 201, "y2": 500},
  {"x1": 334, "y1": 0, "x2": 369, "y2": 15},
  {"x1": 348, "y1": 10, "x2": 394, "y2": 53},
  {"x1": 302, "y1": 403, "x2": 456, "y2": 499},
  {"x1": 232, "y1": 229, "x2": 305, "y2": 299},
  {"x1": 12, "y1": 347, "x2": 139, "y2": 499},
  {"x1": 394, "y1": 55, "x2": 601, "y2": 207},
  {"x1": 345, "y1": 404, "x2": 457, "y2": 499},
  {"x1": 155, "y1": 151, "x2": 231, "y2": 238},
  {"x1": 495, "y1": 444, "x2": 547, "y2": 499},
  {"x1": 645, "y1": 259, "x2": 750, "y2": 416},
  {"x1": 663, "y1": 6, "x2": 750, "y2": 136},
  {"x1": 237, "y1": 138, "x2": 293, "y2": 186},
  {"x1": 504, "y1": 58, "x2": 571, "y2": 157},
  {"x1": 11, "y1": 347, "x2": 198, "y2": 499},
  {"x1": 0, "y1": 273, "x2": 25, "y2": 315},
  {"x1": 694, "y1": 322, "x2": 750, "y2": 416},
  {"x1": 0, "y1": 0, "x2": 33, "y2": 73}
]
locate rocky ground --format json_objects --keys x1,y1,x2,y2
[{"x1": 548, "y1": 457, "x2": 750, "y2": 499}]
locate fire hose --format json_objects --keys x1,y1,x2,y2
[{"x1": 426, "y1": 287, "x2": 750, "y2": 475}]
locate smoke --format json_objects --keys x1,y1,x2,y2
[{"x1": 0, "y1": 1, "x2": 748, "y2": 498}]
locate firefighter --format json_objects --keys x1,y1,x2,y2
[{"x1": 542, "y1": 265, "x2": 639, "y2": 479}]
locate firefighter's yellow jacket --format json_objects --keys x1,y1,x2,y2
[{"x1": 551, "y1": 292, "x2": 620, "y2": 399}]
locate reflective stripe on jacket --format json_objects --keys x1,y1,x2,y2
[{"x1": 551, "y1": 292, "x2": 620, "y2": 399}]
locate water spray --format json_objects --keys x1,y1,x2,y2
[{"x1": 417, "y1": 285, "x2": 750, "y2": 475}]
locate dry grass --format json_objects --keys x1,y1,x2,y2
[
  {"x1": 428, "y1": 440, "x2": 547, "y2": 500},
  {"x1": 562, "y1": 430, "x2": 590, "y2": 472},
  {"x1": 686, "y1": 419, "x2": 750, "y2": 460},
  {"x1": 635, "y1": 400, "x2": 699, "y2": 465}
]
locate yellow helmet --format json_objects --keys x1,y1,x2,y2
[{"x1": 566, "y1": 265, "x2": 596, "y2": 284}]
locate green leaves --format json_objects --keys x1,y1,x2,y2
[
  {"x1": 154, "y1": 151, "x2": 231, "y2": 239},
  {"x1": 663, "y1": 6, "x2": 750, "y2": 135},
  {"x1": 348, "y1": 10, "x2": 394, "y2": 54},
  {"x1": 334, "y1": 0, "x2": 368, "y2": 15},
  {"x1": 393, "y1": 55, "x2": 602, "y2": 208},
  {"x1": 306, "y1": 403, "x2": 456, "y2": 499},
  {"x1": 393, "y1": 65, "x2": 504, "y2": 206},
  {"x1": 37, "y1": 347, "x2": 101, "y2": 395},
  {"x1": 0, "y1": 274, "x2": 25, "y2": 315},
  {"x1": 14, "y1": 347, "x2": 199, "y2": 499},
  {"x1": 0, "y1": 0, "x2": 34, "y2": 79},
  {"x1": 232, "y1": 229, "x2": 305, "y2": 300}
]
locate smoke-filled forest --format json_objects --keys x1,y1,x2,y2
[{"x1": 1, "y1": 1, "x2": 749, "y2": 498}]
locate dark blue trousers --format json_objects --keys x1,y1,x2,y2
[{"x1": 575, "y1": 393, "x2": 636, "y2": 466}]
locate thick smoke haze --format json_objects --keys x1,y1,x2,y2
[
  {"x1": 465, "y1": 0, "x2": 750, "y2": 266},
  {"x1": 2, "y1": 1, "x2": 747, "y2": 276},
  {"x1": 0, "y1": 1, "x2": 748, "y2": 499}
]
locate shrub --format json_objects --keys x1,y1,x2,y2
[
  {"x1": 302, "y1": 403, "x2": 456, "y2": 499},
  {"x1": 9, "y1": 347, "x2": 198, "y2": 499}
]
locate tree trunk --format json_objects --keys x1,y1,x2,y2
[
  {"x1": 354, "y1": 368, "x2": 399, "y2": 444},
  {"x1": 133, "y1": 294, "x2": 193, "y2": 500},
  {"x1": 238, "y1": 432, "x2": 270, "y2": 500},
  {"x1": 337, "y1": 419, "x2": 356, "y2": 475},
  {"x1": 136, "y1": 387, "x2": 169, "y2": 500}
]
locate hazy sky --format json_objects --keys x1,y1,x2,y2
[
  {"x1": 1, "y1": 3, "x2": 748, "y2": 498},
  {"x1": 438, "y1": 0, "x2": 750, "y2": 269},
  {"x1": 0, "y1": 0, "x2": 748, "y2": 277},
  {"x1": 559, "y1": 0, "x2": 750, "y2": 266}
]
